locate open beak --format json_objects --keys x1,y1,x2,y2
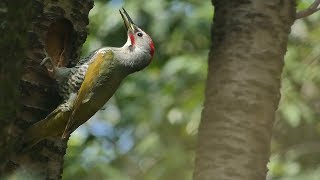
[{"x1": 119, "y1": 8, "x2": 137, "y2": 32}]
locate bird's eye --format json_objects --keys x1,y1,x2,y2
[{"x1": 137, "y1": 32, "x2": 143, "y2": 37}]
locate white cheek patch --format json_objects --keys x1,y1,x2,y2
[{"x1": 124, "y1": 35, "x2": 132, "y2": 46}]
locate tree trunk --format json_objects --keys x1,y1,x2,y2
[
  {"x1": 0, "y1": 0, "x2": 93, "y2": 179},
  {"x1": 194, "y1": 1, "x2": 295, "y2": 180}
]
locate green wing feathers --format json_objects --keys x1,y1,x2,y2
[{"x1": 62, "y1": 50, "x2": 114, "y2": 138}]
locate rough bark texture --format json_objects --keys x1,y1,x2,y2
[
  {"x1": 194, "y1": 1, "x2": 296, "y2": 180},
  {"x1": 0, "y1": 0, "x2": 93, "y2": 179},
  {"x1": 0, "y1": 0, "x2": 32, "y2": 171}
]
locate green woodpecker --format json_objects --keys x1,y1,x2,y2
[{"x1": 24, "y1": 8, "x2": 154, "y2": 147}]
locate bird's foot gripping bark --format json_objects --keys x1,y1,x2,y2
[
  {"x1": 41, "y1": 49, "x2": 71, "y2": 82},
  {"x1": 41, "y1": 50, "x2": 56, "y2": 76}
]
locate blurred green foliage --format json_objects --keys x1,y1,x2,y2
[
  {"x1": 63, "y1": 0, "x2": 320, "y2": 179},
  {"x1": 269, "y1": 0, "x2": 320, "y2": 178}
]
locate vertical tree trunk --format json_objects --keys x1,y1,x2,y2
[
  {"x1": 0, "y1": 0, "x2": 93, "y2": 179},
  {"x1": 0, "y1": 0, "x2": 32, "y2": 171},
  {"x1": 194, "y1": 1, "x2": 295, "y2": 180}
]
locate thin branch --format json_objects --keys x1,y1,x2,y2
[{"x1": 296, "y1": 0, "x2": 320, "y2": 19}]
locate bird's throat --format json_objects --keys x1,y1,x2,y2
[{"x1": 129, "y1": 33, "x2": 135, "y2": 45}]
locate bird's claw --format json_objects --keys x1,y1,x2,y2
[
  {"x1": 41, "y1": 49, "x2": 56, "y2": 74},
  {"x1": 40, "y1": 57, "x2": 51, "y2": 66},
  {"x1": 41, "y1": 49, "x2": 54, "y2": 66}
]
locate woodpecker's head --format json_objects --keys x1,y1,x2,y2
[{"x1": 119, "y1": 8, "x2": 154, "y2": 71}]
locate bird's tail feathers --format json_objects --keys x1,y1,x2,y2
[{"x1": 21, "y1": 107, "x2": 69, "y2": 150}]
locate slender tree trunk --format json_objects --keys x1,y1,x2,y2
[
  {"x1": 0, "y1": 0, "x2": 93, "y2": 179},
  {"x1": 194, "y1": 1, "x2": 295, "y2": 180}
]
